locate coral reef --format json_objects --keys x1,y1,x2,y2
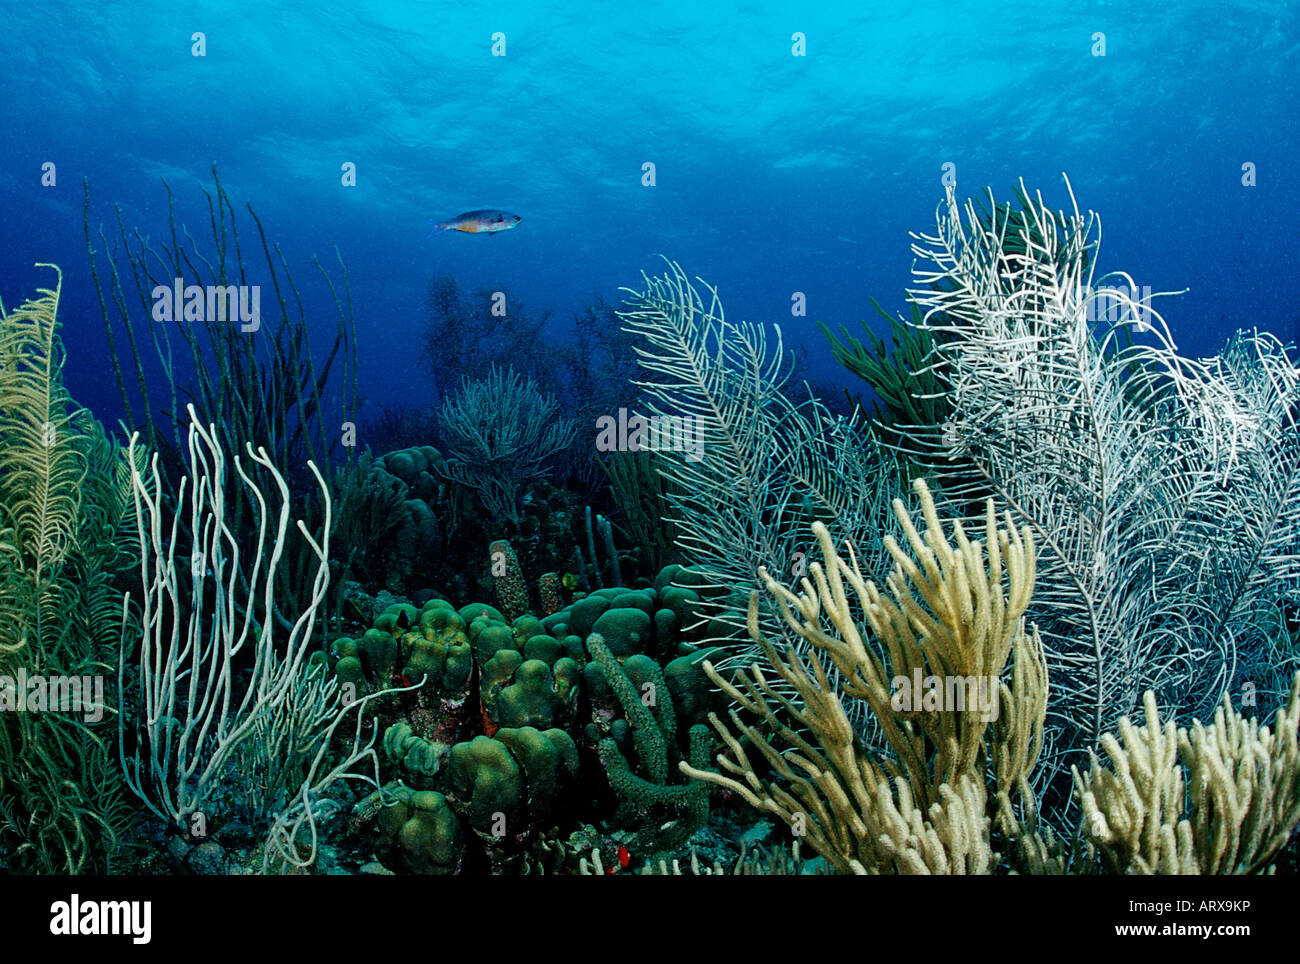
[
  {"x1": 620, "y1": 182, "x2": 1299, "y2": 848},
  {"x1": 12, "y1": 171, "x2": 1290, "y2": 880},
  {"x1": 330, "y1": 560, "x2": 727, "y2": 872}
]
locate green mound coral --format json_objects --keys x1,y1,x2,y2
[
  {"x1": 462, "y1": 572, "x2": 724, "y2": 740},
  {"x1": 449, "y1": 735, "x2": 527, "y2": 833},
  {"x1": 342, "y1": 562, "x2": 731, "y2": 872},
  {"x1": 495, "y1": 726, "x2": 580, "y2": 824},
  {"x1": 330, "y1": 599, "x2": 473, "y2": 699},
  {"x1": 371, "y1": 785, "x2": 464, "y2": 875},
  {"x1": 405, "y1": 601, "x2": 474, "y2": 691},
  {"x1": 479, "y1": 648, "x2": 580, "y2": 731},
  {"x1": 449, "y1": 727, "x2": 579, "y2": 839},
  {"x1": 357, "y1": 628, "x2": 401, "y2": 682},
  {"x1": 372, "y1": 445, "x2": 451, "y2": 580},
  {"x1": 540, "y1": 575, "x2": 717, "y2": 659},
  {"x1": 383, "y1": 722, "x2": 446, "y2": 785},
  {"x1": 590, "y1": 607, "x2": 653, "y2": 658}
]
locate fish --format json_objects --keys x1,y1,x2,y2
[{"x1": 429, "y1": 209, "x2": 522, "y2": 236}]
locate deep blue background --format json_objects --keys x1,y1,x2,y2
[{"x1": 1, "y1": 0, "x2": 1296, "y2": 432}]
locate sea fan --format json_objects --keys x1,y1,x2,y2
[
  {"x1": 903, "y1": 179, "x2": 1300, "y2": 784},
  {"x1": 435, "y1": 364, "x2": 576, "y2": 526}
]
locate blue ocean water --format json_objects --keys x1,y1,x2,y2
[{"x1": 1, "y1": 0, "x2": 1296, "y2": 423}]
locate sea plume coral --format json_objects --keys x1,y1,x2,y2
[
  {"x1": 0, "y1": 265, "x2": 138, "y2": 872},
  {"x1": 617, "y1": 258, "x2": 902, "y2": 663},
  {"x1": 0, "y1": 266, "x2": 85, "y2": 606}
]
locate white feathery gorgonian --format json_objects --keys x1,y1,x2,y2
[{"x1": 904, "y1": 178, "x2": 1300, "y2": 785}]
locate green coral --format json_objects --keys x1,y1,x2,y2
[
  {"x1": 447, "y1": 727, "x2": 579, "y2": 842},
  {"x1": 372, "y1": 785, "x2": 464, "y2": 874},
  {"x1": 584, "y1": 633, "x2": 712, "y2": 856},
  {"x1": 662, "y1": 648, "x2": 726, "y2": 728},
  {"x1": 556, "y1": 593, "x2": 611, "y2": 640},
  {"x1": 401, "y1": 600, "x2": 473, "y2": 692},
  {"x1": 510, "y1": 613, "x2": 546, "y2": 648},
  {"x1": 542, "y1": 577, "x2": 713, "y2": 660},
  {"x1": 357, "y1": 628, "x2": 401, "y2": 681},
  {"x1": 331, "y1": 599, "x2": 474, "y2": 698},
  {"x1": 375, "y1": 604, "x2": 418, "y2": 635},
  {"x1": 448, "y1": 734, "x2": 527, "y2": 835},
  {"x1": 480, "y1": 650, "x2": 580, "y2": 730},
  {"x1": 468, "y1": 611, "x2": 582, "y2": 730},
  {"x1": 470, "y1": 619, "x2": 517, "y2": 663},
  {"x1": 383, "y1": 722, "x2": 446, "y2": 785},
  {"x1": 347, "y1": 563, "x2": 727, "y2": 872},
  {"x1": 365, "y1": 445, "x2": 450, "y2": 591},
  {"x1": 494, "y1": 726, "x2": 579, "y2": 827},
  {"x1": 591, "y1": 606, "x2": 653, "y2": 659},
  {"x1": 329, "y1": 636, "x2": 366, "y2": 693}
]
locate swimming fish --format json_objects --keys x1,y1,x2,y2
[{"x1": 429, "y1": 209, "x2": 522, "y2": 236}]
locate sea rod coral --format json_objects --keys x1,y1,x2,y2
[
  {"x1": 682, "y1": 479, "x2": 1048, "y2": 874},
  {"x1": 121, "y1": 404, "x2": 395, "y2": 868}
]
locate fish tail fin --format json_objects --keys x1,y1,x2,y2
[{"x1": 427, "y1": 221, "x2": 447, "y2": 237}]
